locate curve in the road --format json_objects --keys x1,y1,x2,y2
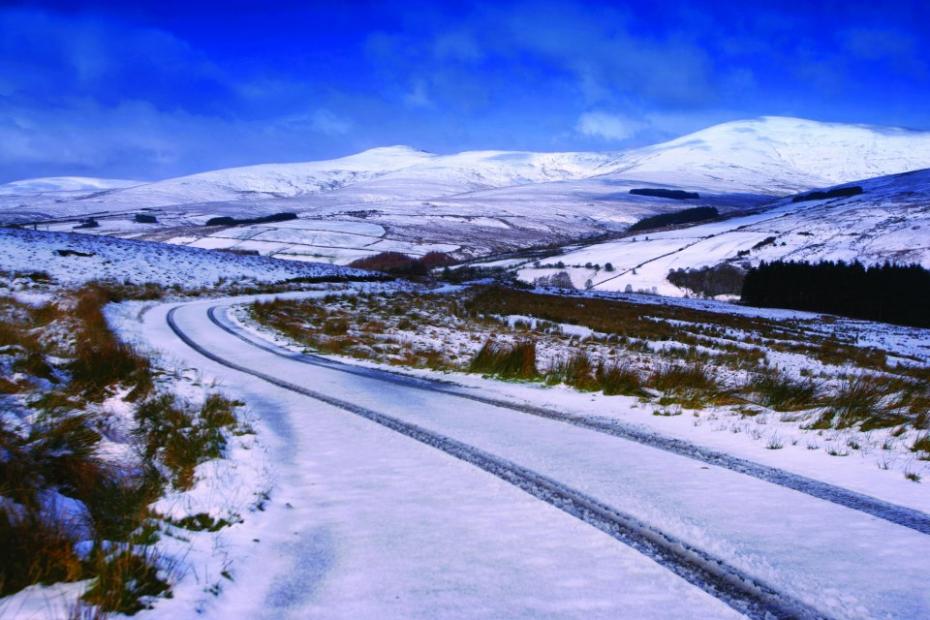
[
  {"x1": 167, "y1": 304, "x2": 828, "y2": 620},
  {"x1": 208, "y1": 304, "x2": 930, "y2": 537}
]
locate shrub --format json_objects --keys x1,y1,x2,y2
[
  {"x1": 82, "y1": 547, "x2": 169, "y2": 614},
  {"x1": 749, "y1": 374, "x2": 817, "y2": 411},
  {"x1": 469, "y1": 340, "x2": 538, "y2": 380},
  {"x1": 597, "y1": 362, "x2": 644, "y2": 396},
  {"x1": 68, "y1": 286, "x2": 152, "y2": 400}
]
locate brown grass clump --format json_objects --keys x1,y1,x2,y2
[
  {"x1": 68, "y1": 285, "x2": 152, "y2": 401},
  {"x1": 748, "y1": 373, "x2": 818, "y2": 411},
  {"x1": 82, "y1": 547, "x2": 169, "y2": 614},
  {"x1": 469, "y1": 339, "x2": 539, "y2": 380},
  {"x1": 546, "y1": 351, "x2": 599, "y2": 391},
  {"x1": 597, "y1": 362, "x2": 645, "y2": 396},
  {"x1": 135, "y1": 393, "x2": 241, "y2": 490}
]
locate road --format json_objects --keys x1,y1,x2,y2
[{"x1": 136, "y1": 295, "x2": 930, "y2": 619}]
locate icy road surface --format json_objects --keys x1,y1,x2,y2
[{"x1": 134, "y1": 296, "x2": 930, "y2": 619}]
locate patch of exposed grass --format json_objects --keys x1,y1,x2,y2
[
  {"x1": 912, "y1": 434, "x2": 930, "y2": 460},
  {"x1": 82, "y1": 547, "x2": 170, "y2": 614},
  {"x1": 748, "y1": 373, "x2": 817, "y2": 411},
  {"x1": 0, "y1": 513, "x2": 84, "y2": 596},
  {"x1": 135, "y1": 393, "x2": 241, "y2": 490},
  {"x1": 68, "y1": 285, "x2": 153, "y2": 401},
  {"x1": 546, "y1": 351, "x2": 599, "y2": 391},
  {"x1": 469, "y1": 339, "x2": 539, "y2": 380},
  {"x1": 597, "y1": 362, "x2": 645, "y2": 396},
  {"x1": 822, "y1": 376, "x2": 886, "y2": 429}
]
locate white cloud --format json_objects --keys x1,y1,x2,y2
[
  {"x1": 575, "y1": 111, "x2": 646, "y2": 141},
  {"x1": 310, "y1": 109, "x2": 353, "y2": 135},
  {"x1": 403, "y1": 80, "x2": 433, "y2": 108}
]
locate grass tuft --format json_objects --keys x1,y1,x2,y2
[{"x1": 469, "y1": 339, "x2": 539, "y2": 380}]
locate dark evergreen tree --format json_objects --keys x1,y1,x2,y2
[{"x1": 741, "y1": 260, "x2": 930, "y2": 327}]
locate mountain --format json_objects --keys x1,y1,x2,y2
[
  {"x1": 0, "y1": 176, "x2": 140, "y2": 194},
  {"x1": 599, "y1": 116, "x2": 930, "y2": 193},
  {"x1": 2, "y1": 116, "x2": 928, "y2": 265},
  {"x1": 513, "y1": 168, "x2": 930, "y2": 296}
]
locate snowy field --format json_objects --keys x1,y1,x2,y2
[{"x1": 0, "y1": 227, "x2": 365, "y2": 288}]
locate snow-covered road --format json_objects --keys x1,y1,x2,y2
[{"x1": 134, "y1": 296, "x2": 930, "y2": 619}]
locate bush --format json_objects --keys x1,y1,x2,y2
[
  {"x1": 597, "y1": 363, "x2": 644, "y2": 396},
  {"x1": 469, "y1": 340, "x2": 538, "y2": 380},
  {"x1": 749, "y1": 374, "x2": 817, "y2": 411}
]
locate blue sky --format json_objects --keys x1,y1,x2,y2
[{"x1": 2, "y1": 0, "x2": 929, "y2": 182}]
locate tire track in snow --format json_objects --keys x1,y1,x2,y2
[
  {"x1": 166, "y1": 304, "x2": 828, "y2": 620},
  {"x1": 209, "y1": 304, "x2": 930, "y2": 537}
]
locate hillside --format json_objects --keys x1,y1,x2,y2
[
  {"x1": 514, "y1": 168, "x2": 930, "y2": 295},
  {"x1": 0, "y1": 227, "x2": 366, "y2": 288},
  {"x1": 2, "y1": 116, "x2": 929, "y2": 265},
  {"x1": 599, "y1": 116, "x2": 930, "y2": 193}
]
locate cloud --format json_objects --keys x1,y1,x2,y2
[
  {"x1": 576, "y1": 111, "x2": 646, "y2": 141},
  {"x1": 309, "y1": 109, "x2": 353, "y2": 135},
  {"x1": 403, "y1": 80, "x2": 433, "y2": 108}
]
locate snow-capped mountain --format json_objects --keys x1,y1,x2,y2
[
  {"x1": 600, "y1": 116, "x2": 930, "y2": 193},
  {"x1": 2, "y1": 116, "x2": 929, "y2": 265}
]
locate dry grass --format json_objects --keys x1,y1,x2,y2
[
  {"x1": 469, "y1": 339, "x2": 539, "y2": 380},
  {"x1": 81, "y1": 547, "x2": 169, "y2": 614},
  {"x1": 248, "y1": 287, "x2": 929, "y2": 430},
  {"x1": 135, "y1": 393, "x2": 241, "y2": 490},
  {"x1": 68, "y1": 285, "x2": 153, "y2": 401},
  {"x1": 749, "y1": 373, "x2": 818, "y2": 411},
  {"x1": 0, "y1": 284, "x2": 246, "y2": 610}
]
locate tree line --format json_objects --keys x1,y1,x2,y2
[{"x1": 741, "y1": 260, "x2": 930, "y2": 327}]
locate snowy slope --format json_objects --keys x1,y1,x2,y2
[
  {"x1": 600, "y1": 116, "x2": 930, "y2": 193},
  {"x1": 0, "y1": 176, "x2": 140, "y2": 194},
  {"x1": 0, "y1": 228, "x2": 365, "y2": 288},
  {"x1": 7, "y1": 146, "x2": 624, "y2": 215},
  {"x1": 516, "y1": 168, "x2": 930, "y2": 295}
]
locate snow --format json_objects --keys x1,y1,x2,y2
[
  {"x1": 6, "y1": 116, "x2": 930, "y2": 266},
  {"x1": 0, "y1": 176, "x2": 140, "y2": 194},
  {"x1": 124, "y1": 296, "x2": 930, "y2": 619},
  {"x1": 519, "y1": 168, "x2": 930, "y2": 295},
  {"x1": 122, "y1": 295, "x2": 743, "y2": 619},
  {"x1": 601, "y1": 116, "x2": 930, "y2": 193},
  {"x1": 0, "y1": 228, "x2": 365, "y2": 287}
]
